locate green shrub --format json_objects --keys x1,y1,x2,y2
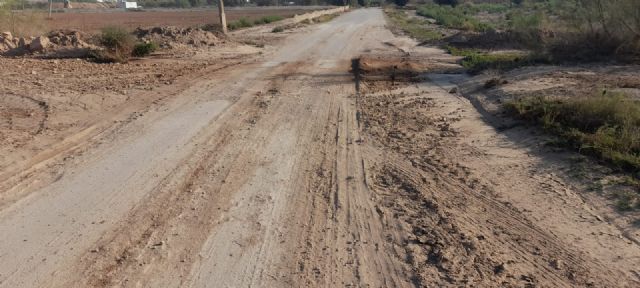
[
  {"x1": 447, "y1": 46, "x2": 543, "y2": 73},
  {"x1": 228, "y1": 15, "x2": 285, "y2": 30},
  {"x1": 132, "y1": 42, "x2": 158, "y2": 57},
  {"x1": 506, "y1": 10, "x2": 546, "y2": 50},
  {"x1": 99, "y1": 26, "x2": 134, "y2": 50},
  {"x1": 94, "y1": 26, "x2": 135, "y2": 63},
  {"x1": 254, "y1": 15, "x2": 284, "y2": 25},
  {"x1": 272, "y1": 26, "x2": 285, "y2": 33},
  {"x1": 385, "y1": 8, "x2": 442, "y2": 42},
  {"x1": 228, "y1": 18, "x2": 254, "y2": 30},
  {"x1": 417, "y1": 3, "x2": 493, "y2": 32},
  {"x1": 544, "y1": 0, "x2": 640, "y2": 61}
]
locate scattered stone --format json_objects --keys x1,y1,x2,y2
[
  {"x1": 30, "y1": 36, "x2": 51, "y2": 52},
  {"x1": 0, "y1": 32, "x2": 17, "y2": 52},
  {"x1": 550, "y1": 258, "x2": 563, "y2": 270},
  {"x1": 494, "y1": 262, "x2": 507, "y2": 274},
  {"x1": 484, "y1": 77, "x2": 503, "y2": 89},
  {"x1": 18, "y1": 37, "x2": 30, "y2": 48},
  {"x1": 1, "y1": 31, "x2": 13, "y2": 42}
]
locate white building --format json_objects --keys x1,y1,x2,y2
[{"x1": 116, "y1": 0, "x2": 138, "y2": 9}]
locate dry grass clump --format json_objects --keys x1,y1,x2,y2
[
  {"x1": 505, "y1": 91, "x2": 640, "y2": 174},
  {"x1": 543, "y1": 0, "x2": 640, "y2": 61},
  {"x1": 384, "y1": 8, "x2": 442, "y2": 42},
  {"x1": 91, "y1": 26, "x2": 135, "y2": 63},
  {"x1": 0, "y1": 3, "x2": 48, "y2": 37}
]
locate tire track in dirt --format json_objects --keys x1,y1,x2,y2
[
  {"x1": 272, "y1": 64, "x2": 416, "y2": 287},
  {"x1": 0, "y1": 59, "x2": 246, "y2": 214},
  {"x1": 50, "y1": 10, "x2": 402, "y2": 287},
  {"x1": 355, "y1": 66, "x2": 637, "y2": 286},
  {"x1": 56, "y1": 60, "x2": 290, "y2": 287}
]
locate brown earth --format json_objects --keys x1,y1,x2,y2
[
  {"x1": 44, "y1": 7, "x2": 329, "y2": 33},
  {"x1": 49, "y1": 2, "x2": 116, "y2": 9},
  {"x1": 0, "y1": 7, "x2": 639, "y2": 288}
]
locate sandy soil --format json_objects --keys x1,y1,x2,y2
[{"x1": 0, "y1": 7, "x2": 639, "y2": 288}]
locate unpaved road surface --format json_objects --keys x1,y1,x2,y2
[{"x1": 1, "y1": 8, "x2": 639, "y2": 288}]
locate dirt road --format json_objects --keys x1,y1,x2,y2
[{"x1": 1, "y1": 8, "x2": 639, "y2": 287}]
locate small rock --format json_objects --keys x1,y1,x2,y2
[
  {"x1": 550, "y1": 258, "x2": 563, "y2": 270},
  {"x1": 1, "y1": 31, "x2": 13, "y2": 41},
  {"x1": 18, "y1": 37, "x2": 30, "y2": 47},
  {"x1": 30, "y1": 36, "x2": 51, "y2": 52},
  {"x1": 406, "y1": 244, "x2": 426, "y2": 265}
]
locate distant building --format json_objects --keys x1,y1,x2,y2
[{"x1": 116, "y1": 0, "x2": 138, "y2": 9}]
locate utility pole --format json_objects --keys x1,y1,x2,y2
[
  {"x1": 218, "y1": 0, "x2": 227, "y2": 34},
  {"x1": 48, "y1": 0, "x2": 52, "y2": 18}
]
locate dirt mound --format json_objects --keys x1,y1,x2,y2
[
  {"x1": 47, "y1": 29, "x2": 91, "y2": 48},
  {"x1": 354, "y1": 53, "x2": 461, "y2": 93},
  {"x1": 135, "y1": 26, "x2": 224, "y2": 49},
  {"x1": 1, "y1": 29, "x2": 95, "y2": 58},
  {"x1": 0, "y1": 32, "x2": 21, "y2": 53}
]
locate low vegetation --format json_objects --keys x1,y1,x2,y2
[
  {"x1": 384, "y1": 8, "x2": 442, "y2": 42},
  {"x1": 92, "y1": 26, "x2": 135, "y2": 63},
  {"x1": 132, "y1": 42, "x2": 158, "y2": 57},
  {"x1": 0, "y1": 0, "x2": 48, "y2": 37},
  {"x1": 228, "y1": 18, "x2": 254, "y2": 30},
  {"x1": 394, "y1": 0, "x2": 639, "y2": 72},
  {"x1": 549, "y1": 0, "x2": 640, "y2": 61},
  {"x1": 312, "y1": 13, "x2": 340, "y2": 23},
  {"x1": 272, "y1": 13, "x2": 341, "y2": 34},
  {"x1": 228, "y1": 15, "x2": 285, "y2": 30},
  {"x1": 253, "y1": 15, "x2": 284, "y2": 25},
  {"x1": 505, "y1": 92, "x2": 640, "y2": 175},
  {"x1": 505, "y1": 90, "x2": 640, "y2": 210},
  {"x1": 446, "y1": 46, "x2": 543, "y2": 74},
  {"x1": 416, "y1": 3, "x2": 494, "y2": 32}
]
